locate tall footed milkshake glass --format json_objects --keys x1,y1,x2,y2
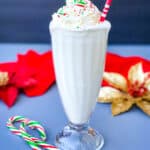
[{"x1": 50, "y1": 20, "x2": 111, "y2": 150}]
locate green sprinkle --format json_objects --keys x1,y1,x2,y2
[{"x1": 74, "y1": 0, "x2": 87, "y2": 5}]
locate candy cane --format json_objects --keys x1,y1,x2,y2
[
  {"x1": 7, "y1": 116, "x2": 58, "y2": 150},
  {"x1": 100, "y1": 0, "x2": 112, "y2": 22}
]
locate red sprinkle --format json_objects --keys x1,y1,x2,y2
[{"x1": 75, "y1": 4, "x2": 85, "y2": 7}]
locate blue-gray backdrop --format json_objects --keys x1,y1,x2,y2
[{"x1": 0, "y1": 0, "x2": 149, "y2": 44}]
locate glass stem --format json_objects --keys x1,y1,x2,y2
[{"x1": 68, "y1": 122, "x2": 89, "y2": 131}]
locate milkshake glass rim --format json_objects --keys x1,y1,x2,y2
[{"x1": 50, "y1": 20, "x2": 111, "y2": 32}]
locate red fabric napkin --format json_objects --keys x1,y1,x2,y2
[
  {"x1": 0, "y1": 50, "x2": 55, "y2": 107},
  {"x1": 105, "y1": 52, "x2": 150, "y2": 76},
  {"x1": 103, "y1": 52, "x2": 150, "y2": 86},
  {"x1": 0, "y1": 50, "x2": 149, "y2": 107}
]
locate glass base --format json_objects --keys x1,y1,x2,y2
[{"x1": 55, "y1": 123, "x2": 104, "y2": 150}]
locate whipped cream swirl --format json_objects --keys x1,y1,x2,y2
[{"x1": 52, "y1": 0, "x2": 101, "y2": 29}]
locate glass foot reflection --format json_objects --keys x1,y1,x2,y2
[{"x1": 56, "y1": 123, "x2": 104, "y2": 150}]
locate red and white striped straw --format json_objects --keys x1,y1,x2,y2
[{"x1": 100, "y1": 0, "x2": 112, "y2": 22}]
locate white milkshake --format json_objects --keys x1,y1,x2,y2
[
  {"x1": 50, "y1": 0, "x2": 111, "y2": 149},
  {"x1": 50, "y1": 21, "x2": 110, "y2": 124}
]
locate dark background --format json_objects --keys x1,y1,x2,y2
[{"x1": 0, "y1": 0, "x2": 150, "y2": 44}]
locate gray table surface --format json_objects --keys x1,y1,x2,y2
[{"x1": 0, "y1": 43, "x2": 150, "y2": 150}]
